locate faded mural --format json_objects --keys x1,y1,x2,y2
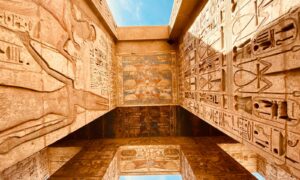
[
  {"x1": 178, "y1": 0, "x2": 300, "y2": 178},
  {"x1": 119, "y1": 53, "x2": 177, "y2": 106}
]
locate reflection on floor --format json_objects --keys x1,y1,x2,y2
[
  {"x1": 252, "y1": 172, "x2": 265, "y2": 180},
  {"x1": 119, "y1": 175, "x2": 182, "y2": 180},
  {"x1": 49, "y1": 137, "x2": 255, "y2": 179}
]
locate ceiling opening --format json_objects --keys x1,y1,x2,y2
[{"x1": 106, "y1": 0, "x2": 174, "y2": 26}]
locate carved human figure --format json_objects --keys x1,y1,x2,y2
[
  {"x1": 0, "y1": 0, "x2": 109, "y2": 153},
  {"x1": 0, "y1": 33, "x2": 108, "y2": 153}
]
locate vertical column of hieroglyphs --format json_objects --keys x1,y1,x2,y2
[
  {"x1": 179, "y1": 0, "x2": 300, "y2": 177},
  {"x1": 179, "y1": 0, "x2": 226, "y2": 131},
  {"x1": 231, "y1": 0, "x2": 300, "y2": 176},
  {"x1": 0, "y1": 0, "x2": 115, "y2": 171}
]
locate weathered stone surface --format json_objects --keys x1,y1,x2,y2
[
  {"x1": 0, "y1": 0, "x2": 117, "y2": 172},
  {"x1": 0, "y1": 0, "x2": 300, "y2": 179},
  {"x1": 118, "y1": 52, "x2": 177, "y2": 106},
  {"x1": 178, "y1": 0, "x2": 300, "y2": 178},
  {"x1": 0, "y1": 148, "x2": 50, "y2": 180},
  {"x1": 49, "y1": 137, "x2": 254, "y2": 179}
]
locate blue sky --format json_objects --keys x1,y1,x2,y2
[
  {"x1": 107, "y1": 0, "x2": 174, "y2": 26},
  {"x1": 120, "y1": 175, "x2": 182, "y2": 180}
]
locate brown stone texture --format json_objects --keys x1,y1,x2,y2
[
  {"x1": 169, "y1": 0, "x2": 182, "y2": 29},
  {"x1": 0, "y1": 146, "x2": 82, "y2": 179},
  {"x1": 0, "y1": 149, "x2": 50, "y2": 180},
  {"x1": 0, "y1": 0, "x2": 117, "y2": 172},
  {"x1": 218, "y1": 143, "x2": 258, "y2": 173},
  {"x1": 47, "y1": 147, "x2": 82, "y2": 175},
  {"x1": 48, "y1": 137, "x2": 254, "y2": 179},
  {"x1": 1, "y1": 0, "x2": 300, "y2": 179},
  {"x1": 113, "y1": 106, "x2": 177, "y2": 137},
  {"x1": 257, "y1": 155, "x2": 298, "y2": 180},
  {"x1": 56, "y1": 106, "x2": 225, "y2": 139},
  {"x1": 118, "y1": 52, "x2": 177, "y2": 106},
  {"x1": 178, "y1": 0, "x2": 300, "y2": 178}
]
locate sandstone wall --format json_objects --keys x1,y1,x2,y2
[
  {"x1": 0, "y1": 147, "x2": 82, "y2": 180},
  {"x1": 57, "y1": 106, "x2": 226, "y2": 139},
  {"x1": 257, "y1": 155, "x2": 298, "y2": 180},
  {"x1": 49, "y1": 137, "x2": 253, "y2": 179},
  {"x1": 117, "y1": 38, "x2": 177, "y2": 106},
  {"x1": 178, "y1": 0, "x2": 300, "y2": 178},
  {"x1": 0, "y1": 149, "x2": 50, "y2": 180},
  {"x1": 0, "y1": 0, "x2": 117, "y2": 172}
]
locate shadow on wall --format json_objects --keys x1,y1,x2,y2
[
  {"x1": 57, "y1": 106, "x2": 225, "y2": 141},
  {"x1": 177, "y1": 0, "x2": 300, "y2": 178}
]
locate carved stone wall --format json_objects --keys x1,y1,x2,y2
[
  {"x1": 0, "y1": 0, "x2": 117, "y2": 172},
  {"x1": 218, "y1": 143, "x2": 258, "y2": 173},
  {"x1": 257, "y1": 155, "x2": 298, "y2": 180},
  {"x1": 178, "y1": 0, "x2": 300, "y2": 178},
  {"x1": 49, "y1": 137, "x2": 253, "y2": 179},
  {"x1": 47, "y1": 147, "x2": 82, "y2": 175},
  {"x1": 0, "y1": 149, "x2": 50, "y2": 180},
  {"x1": 113, "y1": 106, "x2": 177, "y2": 137},
  {"x1": 118, "y1": 52, "x2": 177, "y2": 106},
  {"x1": 0, "y1": 146, "x2": 82, "y2": 179},
  {"x1": 118, "y1": 145, "x2": 181, "y2": 175},
  {"x1": 56, "y1": 106, "x2": 226, "y2": 139},
  {"x1": 169, "y1": 0, "x2": 182, "y2": 28}
]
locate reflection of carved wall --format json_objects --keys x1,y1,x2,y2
[
  {"x1": 179, "y1": 0, "x2": 300, "y2": 178},
  {"x1": 1, "y1": 137, "x2": 254, "y2": 179},
  {"x1": 0, "y1": 0, "x2": 117, "y2": 172},
  {"x1": 48, "y1": 137, "x2": 253, "y2": 179},
  {"x1": 218, "y1": 143, "x2": 257, "y2": 173},
  {"x1": 257, "y1": 155, "x2": 298, "y2": 180},
  {"x1": 118, "y1": 52, "x2": 177, "y2": 106},
  {"x1": 118, "y1": 145, "x2": 180, "y2": 174},
  {"x1": 0, "y1": 149, "x2": 50, "y2": 180}
]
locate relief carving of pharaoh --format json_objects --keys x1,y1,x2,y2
[{"x1": 0, "y1": 0, "x2": 109, "y2": 154}]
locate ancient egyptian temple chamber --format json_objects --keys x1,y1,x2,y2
[{"x1": 0, "y1": 0, "x2": 300, "y2": 179}]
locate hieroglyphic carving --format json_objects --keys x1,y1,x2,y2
[
  {"x1": 118, "y1": 145, "x2": 180, "y2": 174},
  {"x1": 0, "y1": 10, "x2": 33, "y2": 33},
  {"x1": 119, "y1": 52, "x2": 177, "y2": 106},
  {"x1": 113, "y1": 106, "x2": 177, "y2": 138},
  {"x1": 286, "y1": 132, "x2": 300, "y2": 170},
  {"x1": 0, "y1": 40, "x2": 22, "y2": 64},
  {"x1": 257, "y1": 155, "x2": 299, "y2": 180},
  {"x1": 0, "y1": 0, "x2": 116, "y2": 172},
  {"x1": 91, "y1": 0, "x2": 117, "y2": 36},
  {"x1": 179, "y1": 0, "x2": 300, "y2": 178},
  {"x1": 48, "y1": 137, "x2": 252, "y2": 179},
  {"x1": 89, "y1": 35, "x2": 110, "y2": 97},
  {"x1": 0, "y1": 148, "x2": 50, "y2": 179}
]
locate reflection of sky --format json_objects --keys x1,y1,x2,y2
[
  {"x1": 120, "y1": 175, "x2": 182, "y2": 180},
  {"x1": 252, "y1": 172, "x2": 265, "y2": 180}
]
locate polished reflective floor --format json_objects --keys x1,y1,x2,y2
[{"x1": 120, "y1": 175, "x2": 182, "y2": 180}]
